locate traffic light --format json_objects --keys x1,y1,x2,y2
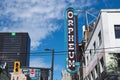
[{"x1": 14, "y1": 61, "x2": 20, "y2": 73}]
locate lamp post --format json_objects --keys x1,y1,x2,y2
[{"x1": 44, "y1": 48, "x2": 54, "y2": 80}]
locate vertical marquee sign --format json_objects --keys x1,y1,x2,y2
[
  {"x1": 66, "y1": 8, "x2": 76, "y2": 71},
  {"x1": 65, "y1": 7, "x2": 80, "y2": 74}
]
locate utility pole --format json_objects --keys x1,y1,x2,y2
[
  {"x1": 45, "y1": 48, "x2": 54, "y2": 80},
  {"x1": 51, "y1": 49, "x2": 54, "y2": 80}
]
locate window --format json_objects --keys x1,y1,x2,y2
[
  {"x1": 90, "y1": 49, "x2": 92, "y2": 60},
  {"x1": 95, "y1": 65, "x2": 98, "y2": 73},
  {"x1": 87, "y1": 56, "x2": 89, "y2": 65},
  {"x1": 100, "y1": 57, "x2": 104, "y2": 67},
  {"x1": 91, "y1": 71, "x2": 95, "y2": 79},
  {"x1": 114, "y1": 25, "x2": 120, "y2": 38},
  {"x1": 90, "y1": 49, "x2": 92, "y2": 55},
  {"x1": 88, "y1": 74, "x2": 91, "y2": 80},
  {"x1": 98, "y1": 31, "x2": 102, "y2": 46},
  {"x1": 93, "y1": 42, "x2": 96, "y2": 54}
]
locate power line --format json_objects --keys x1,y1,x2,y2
[{"x1": 0, "y1": 47, "x2": 120, "y2": 56}]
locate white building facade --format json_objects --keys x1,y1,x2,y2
[
  {"x1": 83, "y1": 9, "x2": 120, "y2": 80},
  {"x1": 62, "y1": 70, "x2": 72, "y2": 80},
  {"x1": 11, "y1": 73, "x2": 26, "y2": 80}
]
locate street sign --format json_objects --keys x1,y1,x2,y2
[
  {"x1": 22, "y1": 68, "x2": 41, "y2": 80},
  {"x1": 30, "y1": 69, "x2": 35, "y2": 77}
]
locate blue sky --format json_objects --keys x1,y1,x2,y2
[{"x1": 0, "y1": 0, "x2": 120, "y2": 80}]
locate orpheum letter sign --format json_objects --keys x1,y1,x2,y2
[{"x1": 67, "y1": 8, "x2": 75, "y2": 71}]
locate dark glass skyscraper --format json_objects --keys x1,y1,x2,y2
[{"x1": 0, "y1": 32, "x2": 30, "y2": 72}]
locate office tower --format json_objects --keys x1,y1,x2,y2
[{"x1": 0, "y1": 32, "x2": 30, "y2": 72}]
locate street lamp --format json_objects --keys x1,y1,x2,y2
[{"x1": 44, "y1": 48, "x2": 54, "y2": 80}]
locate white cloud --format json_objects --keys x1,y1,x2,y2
[
  {"x1": 30, "y1": 58, "x2": 50, "y2": 68},
  {"x1": 69, "y1": 0, "x2": 75, "y2": 3},
  {"x1": 0, "y1": 1, "x2": 97, "y2": 80},
  {"x1": 0, "y1": 0, "x2": 65, "y2": 50},
  {"x1": 54, "y1": 65, "x2": 64, "y2": 71},
  {"x1": 0, "y1": 0, "x2": 95, "y2": 50},
  {"x1": 30, "y1": 57, "x2": 63, "y2": 71}
]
